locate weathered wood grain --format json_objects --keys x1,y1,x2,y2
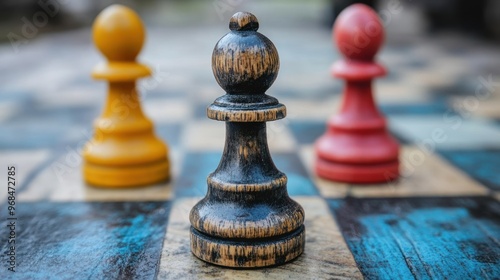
[
  {"x1": 328, "y1": 196, "x2": 500, "y2": 279},
  {"x1": 161, "y1": 198, "x2": 363, "y2": 279},
  {"x1": 0, "y1": 201, "x2": 171, "y2": 279},
  {"x1": 189, "y1": 12, "x2": 305, "y2": 268}
]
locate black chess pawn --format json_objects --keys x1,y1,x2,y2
[{"x1": 189, "y1": 12, "x2": 305, "y2": 268}]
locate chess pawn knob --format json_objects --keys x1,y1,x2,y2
[
  {"x1": 189, "y1": 12, "x2": 305, "y2": 268},
  {"x1": 315, "y1": 4, "x2": 400, "y2": 183},
  {"x1": 82, "y1": 5, "x2": 169, "y2": 187}
]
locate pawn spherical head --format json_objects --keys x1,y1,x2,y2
[
  {"x1": 333, "y1": 4, "x2": 384, "y2": 61},
  {"x1": 212, "y1": 12, "x2": 279, "y2": 94},
  {"x1": 229, "y1": 12, "x2": 259, "y2": 31},
  {"x1": 92, "y1": 5, "x2": 145, "y2": 61}
]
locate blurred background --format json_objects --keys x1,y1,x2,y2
[
  {"x1": 1, "y1": 0, "x2": 500, "y2": 152},
  {"x1": 2, "y1": 0, "x2": 500, "y2": 42}
]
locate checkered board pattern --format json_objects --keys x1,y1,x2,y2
[{"x1": 0, "y1": 23, "x2": 500, "y2": 279}]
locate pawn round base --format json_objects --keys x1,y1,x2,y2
[
  {"x1": 190, "y1": 226, "x2": 305, "y2": 268},
  {"x1": 316, "y1": 157, "x2": 399, "y2": 184},
  {"x1": 83, "y1": 160, "x2": 169, "y2": 188}
]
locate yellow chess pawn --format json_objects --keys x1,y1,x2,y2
[{"x1": 83, "y1": 5, "x2": 169, "y2": 188}]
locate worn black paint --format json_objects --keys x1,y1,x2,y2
[{"x1": 189, "y1": 11, "x2": 304, "y2": 267}]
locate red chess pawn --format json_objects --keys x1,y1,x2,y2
[{"x1": 315, "y1": 4, "x2": 399, "y2": 183}]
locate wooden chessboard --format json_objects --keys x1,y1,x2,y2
[{"x1": 1, "y1": 16, "x2": 499, "y2": 279}]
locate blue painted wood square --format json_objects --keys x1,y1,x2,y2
[
  {"x1": 289, "y1": 119, "x2": 410, "y2": 145},
  {"x1": 0, "y1": 201, "x2": 171, "y2": 279},
  {"x1": 288, "y1": 120, "x2": 326, "y2": 145},
  {"x1": 440, "y1": 149, "x2": 500, "y2": 191},
  {"x1": 155, "y1": 123, "x2": 183, "y2": 147},
  {"x1": 327, "y1": 197, "x2": 500, "y2": 279}
]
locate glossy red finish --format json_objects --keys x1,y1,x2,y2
[
  {"x1": 334, "y1": 3, "x2": 384, "y2": 61},
  {"x1": 315, "y1": 4, "x2": 400, "y2": 183}
]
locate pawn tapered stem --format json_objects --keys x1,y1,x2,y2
[
  {"x1": 189, "y1": 12, "x2": 305, "y2": 268},
  {"x1": 315, "y1": 4, "x2": 399, "y2": 183},
  {"x1": 214, "y1": 123, "x2": 281, "y2": 184},
  {"x1": 83, "y1": 5, "x2": 169, "y2": 187}
]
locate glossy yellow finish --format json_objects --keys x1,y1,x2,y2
[
  {"x1": 92, "y1": 5, "x2": 145, "y2": 61},
  {"x1": 83, "y1": 5, "x2": 169, "y2": 188}
]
